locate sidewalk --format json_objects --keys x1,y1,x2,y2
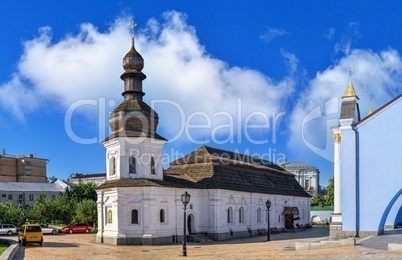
[{"x1": 7, "y1": 226, "x2": 402, "y2": 260}]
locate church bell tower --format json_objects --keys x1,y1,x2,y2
[{"x1": 103, "y1": 21, "x2": 166, "y2": 181}]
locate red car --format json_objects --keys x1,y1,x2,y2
[{"x1": 61, "y1": 223, "x2": 92, "y2": 234}]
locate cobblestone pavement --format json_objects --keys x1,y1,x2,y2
[
  {"x1": 358, "y1": 229, "x2": 402, "y2": 251},
  {"x1": 5, "y1": 227, "x2": 402, "y2": 259}
]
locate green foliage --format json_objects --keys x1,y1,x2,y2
[
  {"x1": 74, "y1": 199, "x2": 97, "y2": 226},
  {"x1": 26, "y1": 192, "x2": 76, "y2": 225},
  {"x1": 0, "y1": 202, "x2": 26, "y2": 226},
  {"x1": 53, "y1": 192, "x2": 76, "y2": 224},
  {"x1": 47, "y1": 176, "x2": 58, "y2": 183},
  {"x1": 323, "y1": 176, "x2": 334, "y2": 206},
  {"x1": 0, "y1": 241, "x2": 9, "y2": 255},
  {"x1": 0, "y1": 186, "x2": 98, "y2": 228},
  {"x1": 27, "y1": 193, "x2": 51, "y2": 223},
  {"x1": 71, "y1": 182, "x2": 97, "y2": 202},
  {"x1": 310, "y1": 192, "x2": 323, "y2": 207}
]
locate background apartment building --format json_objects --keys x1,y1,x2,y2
[{"x1": 0, "y1": 149, "x2": 48, "y2": 183}]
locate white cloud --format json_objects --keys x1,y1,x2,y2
[
  {"x1": 260, "y1": 27, "x2": 289, "y2": 43},
  {"x1": 0, "y1": 75, "x2": 39, "y2": 122},
  {"x1": 139, "y1": 12, "x2": 296, "y2": 143},
  {"x1": 17, "y1": 21, "x2": 128, "y2": 108},
  {"x1": 288, "y1": 48, "x2": 402, "y2": 161},
  {"x1": 0, "y1": 11, "x2": 297, "y2": 144},
  {"x1": 334, "y1": 22, "x2": 360, "y2": 55},
  {"x1": 324, "y1": 28, "x2": 335, "y2": 40}
]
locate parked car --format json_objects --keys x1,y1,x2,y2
[
  {"x1": 40, "y1": 224, "x2": 58, "y2": 235},
  {"x1": 61, "y1": 223, "x2": 92, "y2": 234},
  {"x1": 0, "y1": 224, "x2": 17, "y2": 236},
  {"x1": 18, "y1": 224, "x2": 43, "y2": 246}
]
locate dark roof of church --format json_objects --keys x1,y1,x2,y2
[
  {"x1": 70, "y1": 173, "x2": 106, "y2": 179},
  {"x1": 97, "y1": 146, "x2": 310, "y2": 197},
  {"x1": 96, "y1": 176, "x2": 199, "y2": 189}
]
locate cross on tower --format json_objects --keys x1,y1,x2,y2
[{"x1": 130, "y1": 20, "x2": 137, "y2": 40}]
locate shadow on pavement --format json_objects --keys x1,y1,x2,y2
[
  {"x1": 358, "y1": 227, "x2": 402, "y2": 251},
  {"x1": 20, "y1": 242, "x2": 79, "y2": 248},
  {"x1": 193, "y1": 226, "x2": 329, "y2": 245}
]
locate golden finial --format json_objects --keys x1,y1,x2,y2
[
  {"x1": 342, "y1": 70, "x2": 359, "y2": 99},
  {"x1": 368, "y1": 98, "x2": 373, "y2": 115},
  {"x1": 343, "y1": 81, "x2": 358, "y2": 98}
]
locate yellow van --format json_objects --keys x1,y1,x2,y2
[{"x1": 18, "y1": 224, "x2": 43, "y2": 246}]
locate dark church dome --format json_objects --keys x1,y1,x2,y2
[{"x1": 122, "y1": 46, "x2": 144, "y2": 71}]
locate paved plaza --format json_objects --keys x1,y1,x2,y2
[{"x1": 4, "y1": 227, "x2": 402, "y2": 259}]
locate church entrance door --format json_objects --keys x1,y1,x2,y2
[{"x1": 187, "y1": 214, "x2": 195, "y2": 234}]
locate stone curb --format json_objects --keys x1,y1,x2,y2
[
  {"x1": 295, "y1": 238, "x2": 356, "y2": 251},
  {"x1": 0, "y1": 238, "x2": 20, "y2": 260}
]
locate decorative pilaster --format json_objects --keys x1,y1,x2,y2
[{"x1": 331, "y1": 126, "x2": 342, "y2": 232}]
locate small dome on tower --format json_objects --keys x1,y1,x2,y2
[
  {"x1": 123, "y1": 20, "x2": 144, "y2": 72},
  {"x1": 123, "y1": 45, "x2": 144, "y2": 71}
]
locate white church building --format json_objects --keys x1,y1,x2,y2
[
  {"x1": 96, "y1": 27, "x2": 311, "y2": 245},
  {"x1": 330, "y1": 81, "x2": 402, "y2": 239}
]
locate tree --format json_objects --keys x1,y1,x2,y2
[
  {"x1": 54, "y1": 192, "x2": 76, "y2": 224},
  {"x1": 27, "y1": 193, "x2": 52, "y2": 224},
  {"x1": 324, "y1": 176, "x2": 334, "y2": 206},
  {"x1": 27, "y1": 192, "x2": 76, "y2": 225},
  {"x1": 310, "y1": 192, "x2": 323, "y2": 207},
  {"x1": 74, "y1": 199, "x2": 97, "y2": 227},
  {"x1": 0, "y1": 202, "x2": 26, "y2": 226},
  {"x1": 71, "y1": 182, "x2": 97, "y2": 202},
  {"x1": 47, "y1": 176, "x2": 58, "y2": 183}
]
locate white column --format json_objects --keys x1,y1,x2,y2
[{"x1": 331, "y1": 126, "x2": 342, "y2": 224}]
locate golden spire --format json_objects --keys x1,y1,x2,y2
[
  {"x1": 342, "y1": 80, "x2": 360, "y2": 100},
  {"x1": 367, "y1": 98, "x2": 373, "y2": 115}
]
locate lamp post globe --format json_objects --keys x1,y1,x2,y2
[
  {"x1": 266, "y1": 199, "x2": 271, "y2": 241},
  {"x1": 181, "y1": 191, "x2": 191, "y2": 206},
  {"x1": 181, "y1": 191, "x2": 191, "y2": 256}
]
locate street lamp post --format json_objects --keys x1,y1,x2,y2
[
  {"x1": 181, "y1": 191, "x2": 191, "y2": 256},
  {"x1": 266, "y1": 199, "x2": 271, "y2": 241}
]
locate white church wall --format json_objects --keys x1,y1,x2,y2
[
  {"x1": 97, "y1": 185, "x2": 310, "y2": 244},
  {"x1": 103, "y1": 137, "x2": 166, "y2": 181}
]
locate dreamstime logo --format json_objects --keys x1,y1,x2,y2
[{"x1": 64, "y1": 97, "x2": 286, "y2": 147}]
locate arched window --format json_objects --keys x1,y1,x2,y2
[
  {"x1": 132, "y1": 209, "x2": 139, "y2": 224},
  {"x1": 227, "y1": 207, "x2": 233, "y2": 223},
  {"x1": 239, "y1": 207, "x2": 244, "y2": 223},
  {"x1": 129, "y1": 156, "x2": 136, "y2": 174},
  {"x1": 151, "y1": 157, "x2": 156, "y2": 175},
  {"x1": 160, "y1": 209, "x2": 165, "y2": 223},
  {"x1": 109, "y1": 156, "x2": 116, "y2": 176},
  {"x1": 257, "y1": 207, "x2": 262, "y2": 222}
]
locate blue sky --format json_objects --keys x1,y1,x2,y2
[{"x1": 2, "y1": 1, "x2": 402, "y2": 186}]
